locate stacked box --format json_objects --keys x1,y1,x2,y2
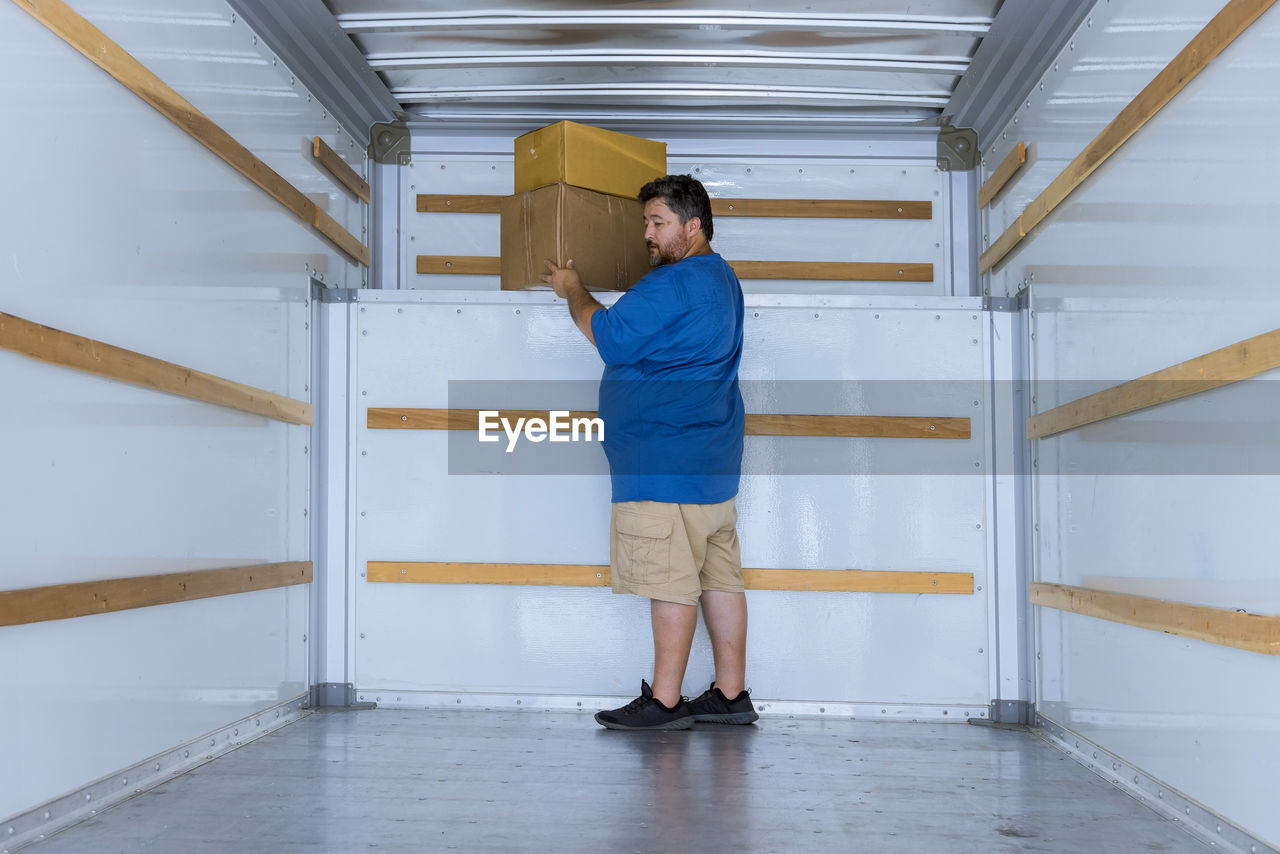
[
  {"x1": 514, "y1": 121, "x2": 667, "y2": 199},
  {"x1": 500, "y1": 121, "x2": 667, "y2": 291},
  {"x1": 500, "y1": 183, "x2": 650, "y2": 292}
]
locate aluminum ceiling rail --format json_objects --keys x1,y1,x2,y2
[
  {"x1": 335, "y1": 10, "x2": 994, "y2": 35},
  {"x1": 366, "y1": 49, "x2": 971, "y2": 74},
  {"x1": 392, "y1": 82, "x2": 953, "y2": 106}
]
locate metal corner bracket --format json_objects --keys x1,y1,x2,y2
[
  {"x1": 309, "y1": 682, "x2": 377, "y2": 710},
  {"x1": 937, "y1": 125, "x2": 979, "y2": 171},
  {"x1": 369, "y1": 120, "x2": 411, "y2": 165}
]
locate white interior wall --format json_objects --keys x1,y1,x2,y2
[
  {"x1": 982, "y1": 0, "x2": 1280, "y2": 845},
  {"x1": 350, "y1": 129, "x2": 997, "y2": 713},
  {"x1": 349, "y1": 290, "x2": 994, "y2": 713},
  {"x1": 0, "y1": 0, "x2": 364, "y2": 825},
  {"x1": 403, "y1": 132, "x2": 963, "y2": 296}
]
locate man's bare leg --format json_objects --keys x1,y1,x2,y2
[
  {"x1": 650, "y1": 599, "x2": 698, "y2": 707},
  {"x1": 700, "y1": 590, "x2": 748, "y2": 697}
]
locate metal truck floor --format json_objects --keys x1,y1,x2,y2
[{"x1": 25, "y1": 708, "x2": 1209, "y2": 854}]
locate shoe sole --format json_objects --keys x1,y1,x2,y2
[
  {"x1": 594, "y1": 714, "x2": 694, "y2": 731},
  {"x1": 692, "y1": 712, "x2": 759, "y2": 725}
]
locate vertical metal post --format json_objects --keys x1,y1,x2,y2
[
  {"x1": 309, "y1": 290, "x2": 357, "y2": 706},
  {"x1": 987, "y1": 298, "x2": 1034, "y2": 723}
]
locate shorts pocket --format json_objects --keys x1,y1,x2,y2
[{"x1": 614, "y1": 511, "x2": 673, "y2": 586}]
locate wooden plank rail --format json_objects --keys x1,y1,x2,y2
[
  {"x1": 368, "y1": 408, "x2": 971, "y2": 440},
  {"x1": 1027, "y1": 327, "x2": 1280, "y2": 439},
  {"x1": 0, "y1": 312, "x2": 313, "y2": 425},
  {"x1": 416, "y1": 256, "x2": 503, "y2": 275},
  {"x1": 978, "y1": 141, "x2": 1026, "y2": 209},
  {"x1": 416, "y1": 194, "x2": 932, "y2": 219},
  {"x1": 710, "y1": 199, "x2": 931, "y2": 219},
  {"x1": 729, "y1": 261, "x2": 933, "y2": 282},
  {"x1": 415, "y1": 256, "x2": 933, "y2": 283},
  {"x1": 368, "y1": 562, "x2": 974, "y2": 594},
  {"x1": 979, "y1": 0, "x2": 1277, "y2": 273},
  {"x1": 13, "y1": 0, "x2": 370, "y2": 267},
  {"x1": 312, "y1": 136, "x2": 371, "y2": 204},
  {"x1": 1031, "y1": 582, "x2": 1280, "y2": 656},
  {"x1": 0, "y1": 562, "x2": 313, "y2": 627},
  {"x1": 418, "y1": 195, "x2": 502, "y2": 213}
]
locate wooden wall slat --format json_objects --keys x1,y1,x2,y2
[
  {"x1": 417, "y1": 194, "x2": 502, "y2": 213},
  {"x1": 729, "y1": 261, "x2": 933, "y2": 282},
  {"x1": 0, "y1": 312, "x2": 313, "y2": 425},
  {"x1": 978, "y1": 142, "x2": 1026, "y2": 209},
  {"x1": 1031, "y1": 582, "x2": 1280, "y2": 656},
  {"x1": 312, "y1": 136, "x2": 371, "y2": 204},
  {"x1": 368, "y1": 562, "x2": 974, "y2": 594},
  {"x1": 12, "y1": 0, "x2": 369, "y2": 267},
  {"x1": 368, "y1": 408, "x2": 971, "y2": 439},
  {"x1": 978, "y1": 215, "x2": 1024, "y2": 274},
  {"x1": 1027, "y1": 327, "x2": 1280, "y2": 439},
  {"x1": 416, "y1": 256, "x2": 503, "y2": 275},
  {"x1": 979, "y1": 0, "x2": 1276, "y2": 273},
  {"x1": 0, "y1": 562, "x2": 313, "y2": 627},
  {"x1": 414, "y1": 256, "x2": 933, "y2": 283},
  {"x1": 315, "y1": 207, "x2": 371, "y2": 267},
  {"x1": 710, "y1": 199, "x2": 932, "y2": 219},
  {"x1": 416, "y1": 195, "x2": 932, "y2": 220}
]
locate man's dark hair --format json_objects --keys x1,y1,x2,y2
[{"x1": 638, "y1": 174, "x2": 714, "y2": 242}]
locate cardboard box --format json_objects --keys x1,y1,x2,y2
[
  {"x1": 500, "y1": 182, "x2": 651, "y2": 292},
  {"x1": 514, "y1": 121, "x2": 667, "y2": 200}
]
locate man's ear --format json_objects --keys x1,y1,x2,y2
[{"x1": 685, "y1": 216, "x2": 702, "y2": 237}]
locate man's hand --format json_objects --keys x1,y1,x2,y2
[
  {"x1": 541, "y1": 259, "x2": 581, "y2": 298},
  {"x1": 540, "y1": 258, "x2": 602, "y2": 347}
]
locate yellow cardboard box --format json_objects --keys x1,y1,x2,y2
[
  {"x1": 514, "y1": 121, "x2": 667, "y2": 200},
  {"x1": 500, "y1": 182, "x2": 650, "y2": 292}
]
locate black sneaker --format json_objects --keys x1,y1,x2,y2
[
  {"x1": 595, "y1": 680, "x2": 693, "y2": 730},
  {"x1": 688, "y1": 682, "x2": 759, "y2": 724}
]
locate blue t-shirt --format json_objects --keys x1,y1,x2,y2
[{"x1": 590, "y1": 252, "x2": 745, "y2": 504}]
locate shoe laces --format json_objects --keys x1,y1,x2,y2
[{"x1": 621, "y1": 694, "x2": 652, "y2": 714}]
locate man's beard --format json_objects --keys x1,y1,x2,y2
[{"x1": 647, "y1": 236, "x2": 688, "y2": 267}]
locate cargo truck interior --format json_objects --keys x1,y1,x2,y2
[{"x1": 1, "y1": 0, "x2": 1277, "y2": 852}]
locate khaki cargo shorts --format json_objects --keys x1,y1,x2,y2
[{"x1": 609, "y1": 497, "x2": 743, "y2": 606}]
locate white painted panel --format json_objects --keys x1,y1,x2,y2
[
  {"x1": 0, "y1": 0, "x2": 319, "y2": 824},
  {"x1": 990, "y1": 0, "x2": 1280, "y2": 844},
  {"x1": 404, "y1": 144, "x2": 949, "y2": 296},
  {"x1": 0, "y1": 588, "x2": 308, "y2": 823},
  {"x1": 352, "y1": 294, "x2": 990, "y2": 706},
  {"x1": 981, "y1": 0, "x2": 1236, "y2": 299}
]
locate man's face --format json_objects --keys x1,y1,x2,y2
[{"x1": 642, "y1": 199, "x2": 691, "y2": 267}]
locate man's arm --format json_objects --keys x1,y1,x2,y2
[{"x1": 541, "y1": 259, "x2": 601, "y2": 346}]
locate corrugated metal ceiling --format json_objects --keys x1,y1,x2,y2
[{"x1": 324, "y1": 1, "x2": 1005, "y2": 127}]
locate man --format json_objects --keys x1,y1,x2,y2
[{"x1": 540, "y1": 174, "x2": 758, "y2": 731}]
